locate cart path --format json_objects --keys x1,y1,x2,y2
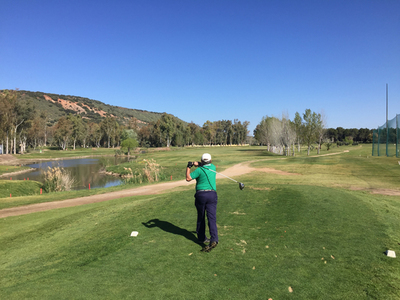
[{"x1": 1, "y1": 161, "x2": 281, "y2": 218}]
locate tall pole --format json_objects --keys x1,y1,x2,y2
[
  {"x1": 386, "y1": 83, "x2": 389, "y2": 156},
  {"x1": 396, "y1": 114, "x2": 399, "y2": 158}
]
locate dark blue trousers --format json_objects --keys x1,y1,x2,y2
[{"x1": 194, "y1": 190, "x2": 218, "y2": 243}]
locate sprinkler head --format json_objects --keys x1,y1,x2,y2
[{"x1": 239, "y1": 182, "x2": 245, "y2": 190}]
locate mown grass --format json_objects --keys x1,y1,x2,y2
[
  {"x1": 1, "y1": 182, "x2": 400, "y2": 299},
  {"x1": 0, "y1": 181, "x2": 42, "y2": 199},
  {"x1": 1, "y1": 144, "x2": 400, "y2": 299}
]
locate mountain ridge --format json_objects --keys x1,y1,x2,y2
[{"x1": 13, "y1": 90, "x2": 169, "y2": 126}]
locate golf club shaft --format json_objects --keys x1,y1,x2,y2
[{"x1": 203, "y1": 167, "x2": 239, "y2": 183}]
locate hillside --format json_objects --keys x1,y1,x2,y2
[{"x1": 14, "y1": 90, "x2": 167, "y2": 126}]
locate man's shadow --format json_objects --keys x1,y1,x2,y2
[{"x1": 142, "y1": 219, "x2": 201, "y2": 245}]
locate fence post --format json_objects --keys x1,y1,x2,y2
[
  {"x1": 378, "y1": 128, "x2": 380, "y2": 156},
  {"x1": 386, "y1": 83, "x2": 389, "y2": 157}
]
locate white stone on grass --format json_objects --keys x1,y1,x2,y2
[{"x1": 385, "y1": 250, "x2": 396, "y2": 258}]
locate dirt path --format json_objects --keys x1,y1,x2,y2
[
  {"x1": 1, "y1": 149, "x2": 398, "y2": 218},
  {"x1": 0, "y1": 162, "x2": 271, "y2": 218}
]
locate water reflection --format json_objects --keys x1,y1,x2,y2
[{"x1": 13, "y1": 157, "x2": 129, "y2": 190}]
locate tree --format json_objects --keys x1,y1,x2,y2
[
  {"x1": 28, "y1": 115, "x2": 47, "y2": 150},
  {"x1": 316, "y1": 112, "x2": 326, "y2": 154},
  {"x1": 202, "y1": 120, "x2": 215, "y2": 145},
  {"x1": 0, "y1": 90, "x2": 15, "y2": 154},
  {"x1": 68, "y1": 114, "x2": 85, "y2": 150},
  {"x1": 159, "y1": 113, "x2": 176, "y2": 147},
  {"x1": 254, "y1": 116, "x2": 278, "y2": 151},
  {"x1": 53, "y1": 116, "x2": 72, "y2": 150},
  {"x1": 80, "y1": 121, "x2": 89, "y2": 148},
  {"x1": 12, "y1": 97, "x2": 35, "y2": 154},
  {"x1": 326, "y1": 128, "x2": 338, "y2": 142},
  {"x1": 121, "y1": 137, "x2": 138, "y2": 157},
  {"x1": 281, "y1": 113, "x2": 296, "y2": 156},
  {"x1": 303, "y1": 109, "x2": 319, "y2": 155},
  {"x1": 0, "y1": 90, "x2": 33, "y2": 154},
  {"x1": 336, "y1": 127, "x2": 345, "y2": 142},
  {"x1": 233, "y1": 119, "x2": 249, "y2": 145},
  {"x1": 89, "y1": 122, "x2": 102, "y2": 148},
  {"x1": 293, "y1": 112, "x2": 303, "y2": 152},
  {"x1": 101, "y1": 115, "x2": 118, "y2": 148}
]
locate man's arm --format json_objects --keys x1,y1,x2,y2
[
  {"x1": 186, "y1": 161, "x2": 199, "y2": 182},
  {"x1": 186, "y1": 167, "x2": 192, "y2": 182}
]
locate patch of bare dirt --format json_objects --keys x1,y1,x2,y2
[
  {"x1": 257, "y1": 167, "x2": 299, "y2": 175},
  {"x1": 349, "y1": 187, "x2": 400, "y2": 196},
  {"x1": 44, "y1": 95, "x2": 113, "y2": 118},
  {"x1": 309, "y1": 150, "x2": 350, "y2": 157},
  {"x1": 0, "y1": 154, "x2": 19, "y2": 165},
  {"x1": 219, "y1": 162, "x2": 298, "y2": 177},
  {"x1": 370, "y1": 189, "x2": 400, "y2": 196}
]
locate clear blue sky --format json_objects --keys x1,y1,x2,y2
[{"x1": 1, "y1": 0, "x2": 399, "y2": 134}]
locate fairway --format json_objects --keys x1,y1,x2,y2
[{"x1": 1, "y1": 145, "x2": 400, "y2": 299}]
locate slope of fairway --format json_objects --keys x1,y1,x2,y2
[{"x1": 1, "y1": 182, "x2": 400, "y2": 299}]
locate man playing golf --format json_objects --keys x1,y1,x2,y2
[{"x1": 186, "y1": 153, "x2": 218, "y2": 252}]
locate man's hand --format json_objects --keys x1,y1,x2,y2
[{"x1": 187, "y1": 161, "x2": 194, "y2": 168}]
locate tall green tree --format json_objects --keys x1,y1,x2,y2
[
  {"x1": 0, "y1": 90, "x2": 16, "y2": 154},
  {"x1": 53, "y1": 116, "x2": 72, "y2": 150},
  {"x1": 68, "y1": 114, "x2": 86, "y2": 150},
  {"x1": 316, "y1": 113, "x2": 325, "y2": 154},
  {"x1": 159, "y1": 113, "x2": 176, "y2": 147},
  {"x1": 293, "y1": 112, "x2": 303, "y2": 152},
  {"x1": 89, "y1": 122, "x2": 102, "y2": 148},
  {"x1": 303, "y1": 109, "x2": 320, "y2": 155},
  {"x1": 101, "y1": 115, "x2": 118, "y2": 148}
]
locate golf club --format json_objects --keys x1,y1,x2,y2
[{"x1": 203, "y1": 167, "x2": 245, "y2": 190}]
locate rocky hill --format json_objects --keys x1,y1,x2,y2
[{"x1": 14, "y1": 90, "x2": 166, "y2": 126}]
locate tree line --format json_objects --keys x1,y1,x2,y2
[
  {"x1": 253, "y1": 109, "x2": 373, "y2": 156},
  {"x1": 0, "y1": 90, "x2": 250, "y2": 154}
]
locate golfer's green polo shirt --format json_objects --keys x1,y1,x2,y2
[{"x1": 190, "y1": 164, "x2": 217, "y2": 191}]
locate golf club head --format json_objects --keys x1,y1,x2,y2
[{"x1": 239, "y1": 182, "x2": 245, "y2": 190}]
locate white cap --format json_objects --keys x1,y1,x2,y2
[{"x1": 201, "y1": 153, "x2": 212, "y2": 163}]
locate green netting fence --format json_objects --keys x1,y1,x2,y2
[{"x1": 372, "y1": 114, "x2": 400, "y2": 157}]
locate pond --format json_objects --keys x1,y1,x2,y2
[{"x1": 12, "y1": 157, "x2": 129, "y2": 190}]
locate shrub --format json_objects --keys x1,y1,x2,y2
[
  {"x1": 123, "y1": 159, "x2": 163, "y2": 184},
  {"x1": 43, "y1": 166, "x2": 75, "y2": 192}
]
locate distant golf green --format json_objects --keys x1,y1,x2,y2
[{"x1": 1, "y1": 145, "x2": 400, "y2": 299}]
